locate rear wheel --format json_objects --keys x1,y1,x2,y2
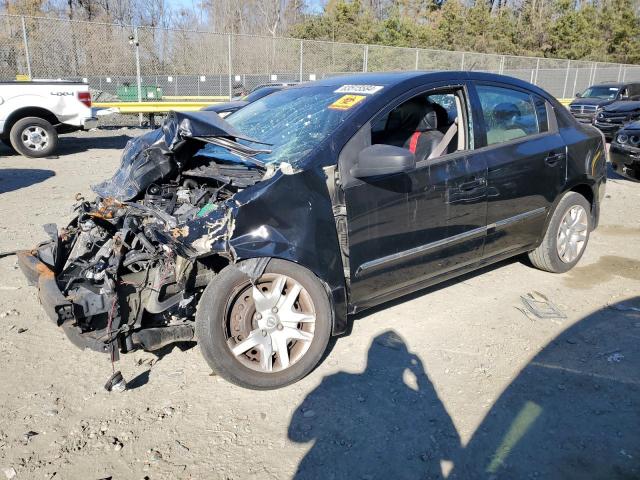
[
  {"x1": 9, "y1": 117, "x2": 58, "y2": 158},
  {"x1": 528, "y1": 191, "x2": 591, "y2": 273},
  {"x1": 196, "y1": 259, "x2": 332, "y2": 390}
]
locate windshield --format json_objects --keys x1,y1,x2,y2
[
  {"x1": 201, "y1": 86, "x2": 371, "y2": 166},
  {"x1": 580, "y1": 86, "x2": 620, "y2": 99}
]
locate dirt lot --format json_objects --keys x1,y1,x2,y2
[{"x1": 0, "y1": 130, "x2": 639, "y2": 480}]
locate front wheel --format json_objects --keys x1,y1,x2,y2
[
  {"x1": 9, "y1": 117, "x2": 58, "y2": 158},
  {"x1": 528, "y1": 191, "x2": 591, "y2": 273},
  {"x1": 196, "y1": 259, "x2": 332, "y2": 390}
]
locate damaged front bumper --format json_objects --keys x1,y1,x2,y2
[{"x1": 17, "y1": 250, "x2": 75, "y2": 325}]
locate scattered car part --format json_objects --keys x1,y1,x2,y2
[
  {"x1": 104, "y1": 370, "x2": 127, "y2": 392},
  {"x1": 519, "y1": 292, "x2": 567, "y2": 320}
]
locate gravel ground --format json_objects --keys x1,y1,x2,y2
[{"x1": 0, "y1": 130, "x2": 639, "y2": 480}]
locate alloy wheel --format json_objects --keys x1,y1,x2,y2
[
  {"x1": 21, "y1": 126, "x2": 49, "y2": 152},
  {"x1": 226, "y1": 274, "x2": 316, "y2": 373},
  {"x1": 556, "y1": 205, "x2": 588, "y2": 263}
]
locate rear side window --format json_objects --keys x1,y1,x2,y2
[{"x1": 476, "y1": 85, "x2": 540, "y2": 146}]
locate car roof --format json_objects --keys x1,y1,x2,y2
[{"x1": 297, "y1": 71, "x2": 554, "y2": 99}]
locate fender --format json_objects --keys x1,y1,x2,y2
[{"x1": 229, "y1": 167, "x2": 349, "y2": 335}]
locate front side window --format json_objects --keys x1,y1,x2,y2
[
  {"x1": 369, "y1": 87, "x2": 469, "y2": 161},
  {"x1": 476, "y1": 85, "x2": 540, "y2": 146}
]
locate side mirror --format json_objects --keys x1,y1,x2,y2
[
  {"x1": 351, "y1": 144, "x2": 416, "y2": 178},
  {"x1": 575, "y1": 92, "x2": 581, "y2": 98}
]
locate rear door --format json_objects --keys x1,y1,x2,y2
[{"x1": 469, "y1": 82, "x2": 567, "y2": 259}]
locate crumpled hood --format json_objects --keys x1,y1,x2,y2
[{"x1": 92, "y1": 111, "x2": 258, "y2": 201}]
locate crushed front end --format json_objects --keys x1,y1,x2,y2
[{"x1": 17, "y1": 111, "x2": 274, "y2": 355}]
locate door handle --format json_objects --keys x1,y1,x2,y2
[
  {"x1": 458, "y1": 178, "x2": 486, "y2": 191},
  {"x1": 545, "y1": 152, "x2": 565, "y2": 166}
]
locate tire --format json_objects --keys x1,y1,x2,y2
[
  {"x1": 196, "y1": 259, "x2": 332, "y2": 390},
  {"x1": 1, "y1": 138, "x2": 16, "y2": 153},
  {"x1": 9, "y1": 117, "x2": 58, "y2": 158},
  {"x1": 528, "y1": 191, "x2": 591, "y2": 273}
]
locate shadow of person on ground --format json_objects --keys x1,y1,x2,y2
[
  {"x1": 455, "y1": 296, "x2": 640, "y2": 479},
  {"x1": 0, "y1": 168, "x2": 55, "y2": 194},
  {"x1": 290, "y1": 298, "x2": 640, "y2": 479},
  {"x1": 288, "y1": 330, "x2": 462, "y2": 480}
]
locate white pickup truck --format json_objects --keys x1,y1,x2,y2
[{"x1": 0, "y1": 80, "x2": 98, "y2": 158}]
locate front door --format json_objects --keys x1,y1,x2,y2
[{"x1": 340, "y1": 84, "x2": 488, "y2": 309}]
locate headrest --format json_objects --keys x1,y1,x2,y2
[
  {"x1": 415, "y1": 104, "x2": 439, "y2": 132},
  {"x1": 386, "y1": 97, "x2": 428, "y2": 133},
  {"x1": 493, "y1": 102, "x2": 521, "y2": 128}
]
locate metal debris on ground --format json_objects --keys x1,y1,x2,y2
[
  {"x1": 517, "y1": 292, "x2": 567, "y2": 321},
  {"x1": 104, "y1": 371, "x2": 127, "y2": 392}
]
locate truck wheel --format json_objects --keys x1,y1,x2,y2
[
  {"x1": 528, "y1": 191, "x2": 591, "y2": 273},
  {"x1": 10, "y1": 117, "x2": 58, "y2": 158},
  {"x1": 196, "y1": 259, "x2": 332, "y2": 390}
]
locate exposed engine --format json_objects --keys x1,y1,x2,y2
[{"x1": 22, "y1": 111, "x2": 274, "y2": 356}]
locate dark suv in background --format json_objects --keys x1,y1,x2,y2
[{"x1": 569, "y1": 82, "x2": 640, "y2": 124}]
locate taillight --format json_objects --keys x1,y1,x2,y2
[{"x1": 77, "y1": 91, "x2": 92, "y2": 108}]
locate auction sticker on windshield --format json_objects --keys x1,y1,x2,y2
[
  {"x1": 334, "y1": 85, "x2": 384, "y2": 95},
  {"x1": 329, "y1": 94, "x2": 366, "y2": 110}
]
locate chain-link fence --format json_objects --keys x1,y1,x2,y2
[{"x1": 3, "y1": 13, "x2": 640, "y2": 103}]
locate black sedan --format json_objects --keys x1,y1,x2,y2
[
  {"x1": 610, "y1": 121, "x2": 640, "y2": 180},
  {"x1": 17, "y1": 71, "x2": 607, "y2": 391},
  {"x1": 202, "y1": 84, "x2": 292, "y2": 117},
  {"x1": 593, "y1": 100, "x2": 640, "y2": 140}
]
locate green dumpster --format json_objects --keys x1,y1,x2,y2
[{"x1": 116, "y1": 84, "x2": 163, "y2": 101}]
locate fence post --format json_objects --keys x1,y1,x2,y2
[
  {"x1": 363, "y1": 45, "x2": 368, "y2": 72},
  {"x1": 415, "y1": 49, "x2": 419, "y2": 70},
  {"x1": 20, "y1": 16, "x2": 32, "y2": 79},
  {"x1": 499, "y1": 55, "x2": 505, "y2": 75},
  {"x1": 460, "y1": 52, "x2": 465, "y2": 70},
  {"x1": 299, "y1": 40, "x2": 304, "y2": 82},
  {"x1": 592, "y1": 63, "x2": 598, "y2": 84},
  {"x1": 562, "y1": 60, "x2": 570, "y2": 99},
  {"x1": 227, "y1": 34, "x2": 232, "y2": 100},
  {"x1": 533, "y1": 57, "x2": 540, "y2": 85},
  {"x1": 618, "y1": 64, "x2": 623, "y2": 82},
  {"x1": 622, "y1": 66, "x2": 627, "y2": 82},
  {"x1": 133, "y1": 26, "x2": 143, "y2": 125}
]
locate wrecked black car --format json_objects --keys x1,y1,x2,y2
[
  {"x1": 610, "y1": 121, "x2": 640, "y2": 181},
  {"x1": 593, "y1": 99, "x2": 640, "y2": 140},
  {"x1": 18, "y1": 72, "x2": 607, "y2": 389}
]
